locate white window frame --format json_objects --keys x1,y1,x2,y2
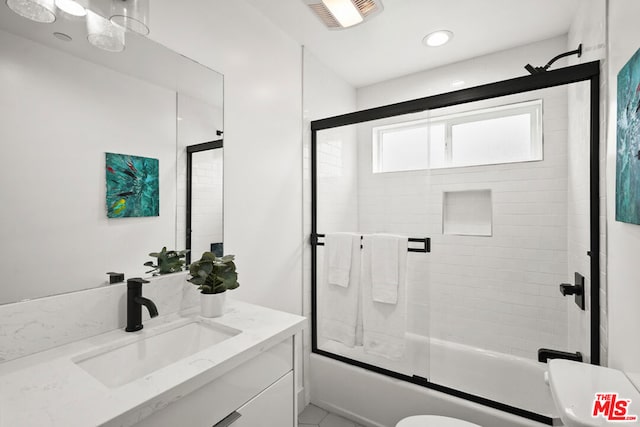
[{"x1": 372, "y1": 99, "x2": 543, "y2": 173}]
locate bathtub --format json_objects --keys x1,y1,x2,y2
[{"x1": 312, "y1": 333, "x2": 557, "y2": 427}]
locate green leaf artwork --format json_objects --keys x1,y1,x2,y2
[
  {"x1": 616, "y1": 48, "x2": 640, "y2": 225},
  {"x1": 106, "y1": 152, "x2": 159, "y2": 218}
]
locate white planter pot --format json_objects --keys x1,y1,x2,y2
[{"x1": 200, "y1": 291, "x2": 226, "y2": 318}]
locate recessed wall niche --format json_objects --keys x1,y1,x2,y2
[{"x1": 443, "y1": 189, "x2": 493, "y2": 236}]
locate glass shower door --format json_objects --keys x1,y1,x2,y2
[
  {"x1": 424, "y1": 82, "x2": 593, "y2": 419},
  {"x1": 314, "y1": 111, "x2": 433, "y2": 382}
]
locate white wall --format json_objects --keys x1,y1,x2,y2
[
  {"x1": 357, "y1": 36, "x2": 568, "y2": 109},
  {"x1": 302, "y1": 48, "x2": 357, "y2": 408},
  {"x1": 148, "y1": 0, "x2": 303, "y2": 315},
  {"x1": 606, "y1": 0, "x2": 640, "y2": 372},
  {"x1": 0, "y1": 29, "x2": 177, "y2": 303}
]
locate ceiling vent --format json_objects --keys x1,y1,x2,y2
[{"x1": 303, "y1": 0, "x2": 384, "y2": 30}]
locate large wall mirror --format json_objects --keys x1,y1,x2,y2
[{"x1": 0, "y1": 5, "x2": 223, "y2": 305}]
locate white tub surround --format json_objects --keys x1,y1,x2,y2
[
  {"x1": 319, "y1": 334, "x2": 556, "y2": 422},
  {"x1": 0, "y1": 300, "x2": 305, "y2": 427},
  {"x1": 310, "y1": 354, "x2": 549, "y2": 427}
]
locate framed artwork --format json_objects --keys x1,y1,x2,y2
[
  {"x1": 106, "y1": 153, "x2": 159, "y2": 218},
  {"x1": 616, "y1": 48, "x2": 640, "y2": 225}
]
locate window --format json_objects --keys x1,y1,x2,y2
[{"x1": 372, "y1": 100, "x2": 543, "y2": 173}]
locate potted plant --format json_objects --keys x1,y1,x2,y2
[
  {"x1": 144, "y1": 247, "x2": 189, "y2": 275},
  {"x1": 187, "y1": 252, "x2": 239, "y2": 317}
]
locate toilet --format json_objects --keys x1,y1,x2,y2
[{"x1": 396, "y1": 415, "x2": 481, "y2": 426}]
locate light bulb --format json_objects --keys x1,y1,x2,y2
[
  {"x1": 5, "y1": 0, "x2": 56, "y2": 23},
  {"x1": 86, "y1": 10, "x2": 125, "y2": 53},
  {"x1": 55, "y1": 0, "x2": 86, "y2": 17}
]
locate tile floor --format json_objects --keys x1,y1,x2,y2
[{"x1": 299, "y1": 404, "x2": 366, "y2": 427}]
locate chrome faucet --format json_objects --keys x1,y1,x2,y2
[{"x1": 125, "y1": 278, "x2": 158, "y2": 332}]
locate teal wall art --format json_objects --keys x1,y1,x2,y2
[
  {"x1": 616, "y1": 48, "x2": 640, "y2": 225},
  {"x1": 106, "y1": 153, "x2": 159, "y2": 218}
]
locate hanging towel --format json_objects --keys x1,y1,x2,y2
[
  {"x1": 362, "y1": 234, "x2": 408, "y2": 360},
  {"x1": 371, "y1": 234, "x2": 406, "y2": 304},
  {"x1": 326, "y1": 233, "x2": 354, "y2": 287},
  {"x1": 319, "y1": 233, "x2": 361, "y2": 347}
]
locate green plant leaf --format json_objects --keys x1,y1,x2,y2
[
  {"x1": 201, "y1": 252, "x2": 216, "y2": 261},
  {"x1": 188, "y1": 252, "x2": 239, "y2": 293},
  {"x1": 188, "y1": 277, "x2": 205, "y2": 286}
]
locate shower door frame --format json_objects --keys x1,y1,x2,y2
[{"x1": 309, "y1": 61, "x2": 601, "y2": 425}]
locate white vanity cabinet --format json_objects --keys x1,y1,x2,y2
[{"x1": 132, "y1": 338, "x2": 295, "y2": 427}]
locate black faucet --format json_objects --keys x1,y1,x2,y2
[{"x1": 125, "y1": 278, "x2": 159, "y2": 332}]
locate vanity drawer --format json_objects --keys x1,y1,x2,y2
[
  {"x1": 232, "y1": 371, "x2": 294, "y2": 427},
  {"x1": 132, "y1": 337, "x2": 293, "y2": 427}
]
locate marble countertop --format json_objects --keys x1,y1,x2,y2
[{"x1": 0, "y1": 299, "x2": 305, "y2": 427}]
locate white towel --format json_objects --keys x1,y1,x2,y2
[
  {"x1": 319, "y1": 233, "x2": 361, "y2": 347},
  {"x1": 362, "y1": 234, "x2": 408, "y2": 360},
  {"x1": 371, "y1": 234, "x2": 406, "y2": 304},
  {"x1": 325, "y1": 233, "x2": 354, "y2": 287}
]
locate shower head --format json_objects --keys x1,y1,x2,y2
[
  {"x1": 524, "y1": 44, "x2": 583, "y2": 75},
  {"x1": 525, "y1": 64, "x2": 544, "y2": 75}
]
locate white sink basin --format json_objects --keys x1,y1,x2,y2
[{"x1": 74, "y1": 320, "x2": 240, "y2": 387}]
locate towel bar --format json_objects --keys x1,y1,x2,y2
[{"x1": 311, "y1": 233, "x2": 430, "y2": 253}]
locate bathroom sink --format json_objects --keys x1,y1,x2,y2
[{"x1": 74, "y1": 320, "x2": 240, "y2": 387}]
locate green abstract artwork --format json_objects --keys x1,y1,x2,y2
[
  {"x1": 106, "y1": 153, "x2": 159, "y2": 218},
  {"x1": 616, "y1": 48, "x2": 640, "y2": 225}
]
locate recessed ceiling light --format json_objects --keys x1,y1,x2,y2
[
  {"x1": 451, "y1": 80, "x2": 465, "y2": 88},
  {"x1": 54, "y1": 0, "x2": 86, "y2": 16},
  {"x1": 53, "y1": 31, "x2": 72, "y2": 42},
  {"x1": 423, "y1": 30, "x2": 454, "y2": 47}
]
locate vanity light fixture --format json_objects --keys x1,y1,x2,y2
[
  {"x1": 54, "y1": 0, "x2": 86, "y2": 16},
  {"x1": 423, "y1": 30, "x2": 454, "y2": 47},
  {"x1": 304, "y1": 0, "x2": 383, "y2": 30},
  {"x1": 87, "y1": 10, "x2": 125, "y2": 53},
  {"x1": 110, "y1": 0, "x2": 150, "y2": 36},
  {"x1": 5, "y1": 0, "x2": 56, "y2": 23}
]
